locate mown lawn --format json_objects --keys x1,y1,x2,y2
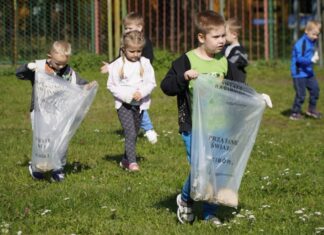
[{"x1": 0, "y1": 57, "x2": 323, "y2": 235}]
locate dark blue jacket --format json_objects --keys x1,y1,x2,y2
[{"x1": 290, "y1": 34, "x2": 317, "y2": 79}]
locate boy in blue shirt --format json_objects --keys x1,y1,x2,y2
[{"x1": 290, "y1": 20, "x2": 322, "y2": 120}]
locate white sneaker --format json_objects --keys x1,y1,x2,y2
[
  {"x1": 176, "y1": 194, "x2": 195, "y2": 224},
  {"x1": 144, "y1": 130, "x2": 158, "y2": 144}
]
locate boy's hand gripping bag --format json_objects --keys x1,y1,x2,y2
[
  {"x1": 190, "y1": 74, "x2": 266, "y2": 207},
  {"x1": 31, "y1": 71, "x2": 98, "y2": 172}
]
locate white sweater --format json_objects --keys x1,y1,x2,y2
[{"x1": 107, "y1": 57, "x2": 156, "y2": 111}]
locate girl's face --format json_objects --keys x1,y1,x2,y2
[
  {"x1": 199, "y1": 26, "x2": 226, "y2": 55},
  {"x1": 123, "y1": 42, "x2": 143, "y2": 62},
  {"x1": 124, "y1": 23, "x2": 143, "y2": 33}
]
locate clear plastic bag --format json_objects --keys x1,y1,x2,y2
[
  {"x1": 31, "y1": 71, "x2": 98, "y2": 172},
  {"x1": 190, "y1": 74, "x2": 266, "y2": 207}
]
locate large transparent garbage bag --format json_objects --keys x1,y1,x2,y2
[
  {"x1": 190, "y1": 74, "x2": 266, "y2": 207},
  {"x1": 32, "y1": 71, "x2": 98, "y2": 172}
]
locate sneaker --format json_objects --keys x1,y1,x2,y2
[
  {"x1": 305, "y1": 110, "x2": 322, "y2": 119},
  {"x1": 289, "y1": 113, "x2": 303, "y2": 120},
  {"x1": 119, "y1": 160, "x2": 140, "y2": 172},
  {"x1": 51, "y1": 169, "x2": 65, "y2": 182},
  {"x1": 144, "y1": 130, "x2": 158, "y2": 144},
  {"x1": 128, "y1": 163, "x2": 140, "y2": 172},
  {"x1": 28, "y1": 164, "x2": 44, "y2": 180},
  {"x1": 119, "y1": 159, "x2": 129, "y2": 169},
  {"x1": 205, "y1": 215, "x2": 222, "y2": 226},
  {"x1": 176, "y1": 194, "x2": 195, "y2": 224}
]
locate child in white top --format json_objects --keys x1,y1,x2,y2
[{"x1": 107, "y1": 31, "x2": 156, "y2": 171}]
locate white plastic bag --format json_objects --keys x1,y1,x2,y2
[
  {"x1": 190, "y1": 74, "x2": 266, "y2": 207},
  {"x1": 31, "y1": 71, "x2": 98, "y2": 172}
]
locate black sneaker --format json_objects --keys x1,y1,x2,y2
[
  {"x1": 28, "y1": 164, "x2": 45, "y2": 180},
  {"x1": 51, "y1": 169, "x2": 65, "y2": 182}
]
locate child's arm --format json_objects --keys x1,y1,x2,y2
[
  {"x1": 160, "y1": 54, "x2": 190, "y2": 96},
  {"x1": 16, "y1": 62, "x2": 36, "y2": 81},
  {"x1": 137, "y1": 60, "x2": 156, "y2": 98},
  {"x1": 294, "y1": 42, "x2": 313, "y2": 66}
]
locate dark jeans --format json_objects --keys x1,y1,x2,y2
[{"x1": 291, "y1": 77, "x2": 320, "y2": 114}]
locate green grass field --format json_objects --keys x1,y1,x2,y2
[{"x1": 0, "y1": 57, "x2": 324, "y2": 234}]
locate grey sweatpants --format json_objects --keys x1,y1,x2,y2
[{"x1": 117, "y1": 103, "x2": 143, "y2": 163}]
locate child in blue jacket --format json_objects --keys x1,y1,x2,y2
[{"x1": 290, "y1": 20, "x2": 321, "y2": 120}]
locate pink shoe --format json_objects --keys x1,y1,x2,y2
[{"x1": 128, "y1": 163, "x2": 140, "y2": 172}]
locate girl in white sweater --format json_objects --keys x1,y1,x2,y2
[{"x1": 107, "y1": 31, "x2": 156, "y2": 171}]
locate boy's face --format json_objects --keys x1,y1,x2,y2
[
  {"x1": 305, "y1": 28, "x2": 320, "y2": 41},
  {"x1": 199, "y1": 26, "x2": 226, "y2": 54},
  {"x1": 48, "y1": 53, "x2": 69, "y2": 71},
  {"x1": 124, "y1": 23, "x2": 143, "y2": 33},
  {"x1": 123, "y1": 42, "x2": 143, "y2": 62}
]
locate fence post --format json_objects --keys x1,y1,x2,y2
[
  {"x1": 108, "y1": 0, "x2": 113, "y2": 61},
  {"x1": 114, "y1": 0, "x2": 121, "y2": 57},
  {"x1": 219, "y1": 0, "x2": 225, "y2": 16},
  {"x1": 316, "y1": 0, "x2": 323, "y2": 66},
  {"x1": 264, "y1": 0, "x2": 269, "y2": 60},
  {"x1": 95, "y1": 0, "x2": 100, "y2": 54},
  {"x1": 12, "y1": 0, "x2": 18, "y2": 65}
]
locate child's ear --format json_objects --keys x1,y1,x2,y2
[
  {"x1": 47, "y1": 53, "x2": 52, "y2": 58},
  {"x1": 197, "y1": 33, "x2": 205, "y2": 44}
]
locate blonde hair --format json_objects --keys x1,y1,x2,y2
[
  {"x1": 119, "y1": 31, "x2": 146, "y2": 79},
  {"x1": 305, "y1": 20, "x2": 321, "y2": 32},
  {"x1": 195, "y1": 10, "x2": 225, "y2": 35},
  {"x1": 49, "y1": 40, "x2": 72, "y2": 56},
  {"x1": 123, "y1": 12, "x2": 144, "y2": 28},
  {"x1": 226, "y1": 18, "x2": 242, "y2": 35}
]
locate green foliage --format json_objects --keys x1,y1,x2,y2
[
  {"x1": 0, "y1": 60, "x2": 324, "y2": 234},
  {"x1": 70, "y1": 53, "x2": 108, "y2": 73},
  {"x1": 153, "y1": 49, "x2": 180, "y2": 71}
]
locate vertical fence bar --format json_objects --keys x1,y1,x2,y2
[
  {"x1": 199, "y1": 0, "x2": 202, "y2": 12},
  {"x1": 234, "y1": 0, "x2": 238, "y2": 19},
  {"x1": 114, "y1": 0, "x2": 121, "y2": 57},
  {"x1": 256, "y1": 0, "x2": 260, "y2": 60},
  {"x1": 135, "y1": 0, "x2": 138, "y2": 12},
  {"x1": 149, "y1": 0, "x2": 152, "y2": 40},
  {"x1": 13, "y1": 0, "x2": 18, "y2": 65},
  {"x1": 281, "y1": 0, "x2": 286, "y2": 59},
  {"x1": 177, "y1": 0, "x2": 180, "y2": 53},
  {"x1": 184, "y1": 0, "x2": 187, "y2": 52},
  {"x1": 142, "y1": 0, "x2": 145, "y2": 17},
  {"x1": 127, "y1": 0, "x2": 131, "y2": 12},
  {"x1": 191, "y1": 0, "x2": 194, "y2": 49},
  {"x1": 91, "y1": 1, "x2": 95, "y2": 52},
  {"x1": 95, "y1": 0, "x2": 100, "y2": 54},
  {"x1": 122, "y1": 0, "x2": 126, "y2": 18},
  {"x1": 78, "y1": 2, "x2": 81, "y2": 49},
  {"x1": 269, "y1": 0, "x2": 273, "y2": 59},
  {"x1": 316, "y1": 0, "x2": 323, "y2": 66},
  {"x1": 163, "y1": 0, "x2": 166, "y2": 49},
  {"x1": 249, "y1": 0, "x2": 252, "y2": 60},
  {"x1": 170, "y1": 0, "x2": 175, "y2": 52},
  {"x1": 227, "y1": 0, "x2": 230, "y2": 18},
  {"x1": 70, "y1": 0, "x2": 74, "y2": 45},
  {"x1": 264, "y1": 0, "x2": 269, "y2": 60},
  {"x1": 219, "y1": 0, "x2": 225, "y2": 16},
  {"x1": 156, "y1": 0, "x2": 159, "y2": 48},
  {"x1": 108, "y1": 0, "x2": 113, "y2": 61},
  {"x1": 241, "y1": 0, "x2": 245, "y2": 47}
]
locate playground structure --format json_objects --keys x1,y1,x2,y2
[{"x1": 1, "y1": 0, "x2": 324, "y2": 64}]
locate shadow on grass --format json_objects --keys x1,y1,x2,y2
[
  {"x1": 103, "y1": 154, "x2": 146, "y2": 164},
  {"x1": 154, "y1": 193, "x2": 178, "y2": 214},
  {"x1": 64, "y1": 161, "x2": 91, "y2": 175},
  {"x1": 281, "y1": 108, "x2": 291, "y2": 117}
]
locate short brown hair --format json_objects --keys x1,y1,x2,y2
[
  {"x1": 195, "y1": 10, "x2": 225, "y2": 34},
  {"x1": 305, "y1": 20, "x2": 321, "y2": 32},
  {"x1": 123, "y1": 12, "x2": 144, "y2": 28}
]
